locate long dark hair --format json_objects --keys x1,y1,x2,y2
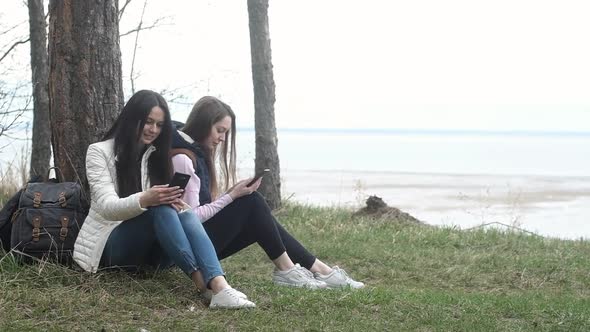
[
  {"x1": 182, "y1": 96, "x2": 236, "y2": 199},
  {"x1": 103, "y1": 90, "x2": 173, "y2": 197}
]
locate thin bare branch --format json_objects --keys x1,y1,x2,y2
[
  {"x1": 0, "y1": 20, "x2": 28, "y2": 37},
  {"x1": 0, "y1": 112, "x2": 26, "y2": 138},
  {"x1": 0, "y1": 108, "x2": 31, "y2": 115},
  {"x1": 119, "y1": 16, "x2": 172, "y2": 37},
  {"x1": 158, "y1": 82, "x2": 201, "y2": 105},
  {"x1": 0, "y1": 37, "x2": 30, "y2": 63},
  {"x1": 118, "y1": 0, "x2": 133, "y2": 22},
  {"x1": 0, "y1": 85, "x2": 18, "y2": 115},
  {"x1": 2, "y1": 133, "x2": 29, "y2": 141},
  {"x1": 129, "y1": 0, "x2": 148, "y2": 94},
  {"x1": 0, "y1": 79, "x2": 31, "y2": 145}
]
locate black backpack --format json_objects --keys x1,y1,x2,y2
[{"x1": 0, "y1": 168, "x2": 88, "y2": 263}]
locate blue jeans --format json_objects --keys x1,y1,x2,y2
[{"x1": 100, "y1": 206, "x2": 224, "y2": 286}]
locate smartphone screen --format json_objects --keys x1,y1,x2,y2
[
  {"x1": 169, "y1": 172, "x2": 191, "y2": 190},
  {"x1": 247, "y1": 168, "x2": 270, "y2": 187}
]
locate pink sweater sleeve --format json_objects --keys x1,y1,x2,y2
[{"x1": 171, "y1": 154, "x2": 233, "y2": 222}]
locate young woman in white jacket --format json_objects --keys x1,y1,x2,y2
[{"x1": 73, "y1": 90, "x2": 255, "y2": 309}]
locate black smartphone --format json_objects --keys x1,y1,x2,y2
[
  {"x1": 169, "y1": 172, "x2": 191, "y2": 190},
  {"x1": 247, "y1": 168, "x2": 270, "y2": 187}
]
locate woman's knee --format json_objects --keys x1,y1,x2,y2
[
  {"x1": 145, "y1": 205, "x2": 183, "y2": 229},
  {"x1": 235, "y1": 192, "x2": 270, "y2": 211},
  {"x1": 178, "y1": 209, "x2": 202, "y2": 224},
  {"x1": 146, "y1": 205, "x2": 177, "y2": 218},
  {"x1": 179, "y1": 211, "x2": 208, "y2": 236}
]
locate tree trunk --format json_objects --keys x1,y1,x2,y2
[
  {"x1": 28, "y1": 0, "x2": 51, "y2": 179},
  {"x1": 48, "y1": 0, "x2": 123, "y2": 192},
  {"x1": 247, "y1": 0, "x2": 281, "y2": 209}
]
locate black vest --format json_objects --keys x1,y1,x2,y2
[{"x1": 171, "y1": 130, "x2": 212, "y2": 204}]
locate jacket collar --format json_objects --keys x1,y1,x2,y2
[
  {"x1": 141, "y1": 145, "x2": 156, "y2": 190},
  {"x1": 178, "y1": 130, "x2": 194, "y2": 144}
]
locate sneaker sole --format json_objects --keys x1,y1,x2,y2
[
  {"x1": 209, "y1": 304, "x2": 256, "y2": 309},
  {"x1": 325, "y1": 284, "x2": 365, "y2": 289},
  {"x1": 273, "y1": 280, "x2": 326, "y2": 289}
]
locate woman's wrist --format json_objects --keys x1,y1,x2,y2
[
  {"x1": 227, "y1": 190, "x2": 236, "y2": 200},
  {"x1": 139, "y1": 192, "x2": 149, "y2": 208}
]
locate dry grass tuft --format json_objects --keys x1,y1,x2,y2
[{"x1": 0, "y1": 148, "x2": 29, "y2": 205}]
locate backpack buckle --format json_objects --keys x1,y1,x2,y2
[
  {"x1": 32, "y1": 216, "x2": 41, "y2": 242},
  {"x1": 58, "y1": 192, "x2": 67, "y2": 208},
  {"x1": 60, "y1": 216, "x2": 69, "y2": 241},
  {"x1": 33, "y1": 192, "x2": 42, "y2": 208}
]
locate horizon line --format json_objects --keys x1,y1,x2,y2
[{"x1": 236, "y1": 127, "x2": 590, "y2": 137}]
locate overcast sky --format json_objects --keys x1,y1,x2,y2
[{"x1": 2, "y1": 0, "x2": 590, "y2": 132}]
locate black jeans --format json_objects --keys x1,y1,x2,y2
[{"x1": 203, "y1": 192, "x2": 316, "y2": 269}]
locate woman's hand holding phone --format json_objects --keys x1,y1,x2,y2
[
  {"x1": 228, "y1": 178, "x2": 261, "y2": 200},
  {"x1": 247, "y1": 168, "x2": 270, "y2": 187},
  {"x1": 228, "y1": 169, "x2": 268, "y2": 200},
  {"x1": 139, "y1": 184, "x2": 184, "y2": 208}
]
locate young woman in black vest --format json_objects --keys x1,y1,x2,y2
[{"x1": 171, "y1": 96, "x2": 364, "y2": 289}]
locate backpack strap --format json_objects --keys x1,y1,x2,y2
[
  {"x1": 170, "y1": 148, "x2": 198, "y2": 170},
  {"x1": 33, "y1": 192, "x2": 42, "y2": 208},
  {"x1": 60, "y1": 216, "x2": 69, "y2": 241},
  {"x1": 58, "y1": 192, "x2": 67, "y2": 207},
  {"x1": 32, "y1": 216, "x2": 41, "y2": 242},
  {"x1": 46, "y1": 166, "x2": 65, "y2": 182}
]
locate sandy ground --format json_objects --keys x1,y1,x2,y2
[{"x1": 242, "y1": 169, "x2": 590, "y2": 240}]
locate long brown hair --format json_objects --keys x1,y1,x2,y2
[{"x1": 182, "y1": 96, "x2": 236, "y2": 198}]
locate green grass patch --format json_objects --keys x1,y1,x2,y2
[{"x1": 1, "y1": 203, "x2": 589, "y2": 331}]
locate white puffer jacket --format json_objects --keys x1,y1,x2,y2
[{"x1": 73, "y1": 139, "x2": 154, "y2": 272}]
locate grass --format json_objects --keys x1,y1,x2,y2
[
  {"x1": 0, "y1": 148, "x2": 28, "y2": 205},
  {"x1": 1, "y1": 203, "x2": 590, "y2": 331}
]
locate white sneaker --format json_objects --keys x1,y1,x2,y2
[
  {"x1": 209, "y1": 288, "x2": 256, "y2": 309},
  {"x1": 272, "y1": 263, "x2": 328, "y2": 289},
  {"x1": 202, "y1": 287, "x2": 247, "y2": 301},
  {"x1": 314, "y1": 266, "x2": 365, "y2": 289}
]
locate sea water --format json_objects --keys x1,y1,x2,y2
[
  {"x1": 235, "y1": 129, "x2": 590, "y2": 240},
  {"x1": 235, "y1": 129, "x2": 590, "y2": 177}
]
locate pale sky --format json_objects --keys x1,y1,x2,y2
[{"x1": 2, "y1": 0, "x2": 590, "y2": 132}]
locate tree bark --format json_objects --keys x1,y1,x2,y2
[
  {"x1": 28, "y1": 0, "x2": 51, "y2": 179},
  {"x1": 247, "y1": 0, "x2": 281, "y2": 209},
  {"x1": 48, "y1": 0, "x2": 123, "y2": 191}
]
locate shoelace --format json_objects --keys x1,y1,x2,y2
[
  {"x1": 301, "y1": 267, "x2": 315, "y2": 278},
  {"x1": 337, "y1": 268, "x2": 353, "y2": 281},
  {"x1": 220, "y1": 288, "x2": 238, "y2": 300},
  {"x1": 294, "y1": 266, "x2": 317, "y2": 281},
  {"x1": 336, "y1": 268, "x2": 362, "y2": 286},
  {"x1": 298, "y1": 266, "x2": 326, "y2": 286},
  {"x1": 223, "y1": 288, "x2": 240, "y2": 300}
]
